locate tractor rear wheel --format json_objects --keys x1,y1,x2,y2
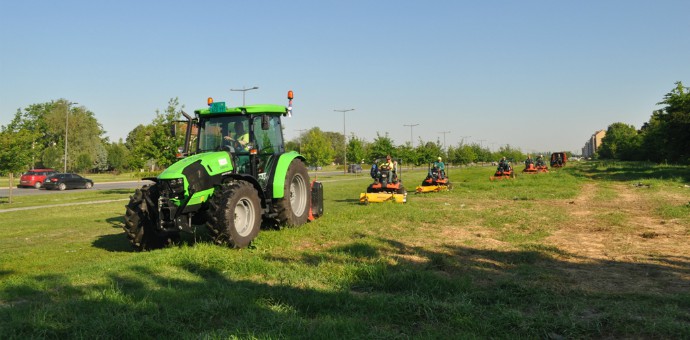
[
  {"x1": 206, "y1": 180, "x2": 261, "y2": 248},
  {"x1": 123, "y1": 184, "x2": 178, "y2": 251},
  {"x1": 276, "y1": 159, "x2": 310, "y2": 226}
]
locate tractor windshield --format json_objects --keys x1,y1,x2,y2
[{"x1": 197, "y1": 116, "x2": 249, "y2": 153}]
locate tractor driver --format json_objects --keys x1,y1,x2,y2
[
  {"x1": 497, "y1": 157, "x2": 511, "y2": 174},
  {"x1": 524, "y1": 155, "x2": 534, "y2": 167},
  {"x1": 380, "y1": 155, "x2": 396, "y2": 182},
  {"x1": 536, "y1": 155, "x2": 546, "y2": 167},
  {"x1": 433, "y1": 156, "x2": 445, "y2": 178},
  {"x1": 224, "y1": 121, "x2": 249, "y2": 151}
]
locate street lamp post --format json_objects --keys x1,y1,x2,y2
[
  {"x1": 230, "y1": 86, "x2": 259, "y2": 106},
  {"x1": 334, "y1": 109, "x2": 355, "y2": 173},
  {"x1": 438, "y1": 131, "x2": 451, "y2": 150},
  {"x1": 64, "y1": 101, "x2": 78, "y2": 173},
  {"x1": 403, "y1": 123, "x2": 419, "y2": 146}
]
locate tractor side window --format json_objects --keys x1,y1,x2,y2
[{"x1": 253, "y1": 116, "x2": 283, "y2": 155}]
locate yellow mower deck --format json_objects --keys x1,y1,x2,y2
[
  {"x1": 359, "y1": 192, "x2": 407, "y2": 204},
  {"x1": 415, "y1": 185, "x2": 449, "y2": 193}
]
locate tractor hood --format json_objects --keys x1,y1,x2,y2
[{"x1": 158, "y1": 151, "x2": 234, "y2": 181}]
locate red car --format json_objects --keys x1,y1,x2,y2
[{"x1": 18, "y1": 169, "x2": 58, "y2": 189}]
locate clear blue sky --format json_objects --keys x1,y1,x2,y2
[{"x1": 2, "y1": 1, "x2": 689, "y2": 155}]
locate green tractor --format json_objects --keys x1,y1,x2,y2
[{"x1": 123, "y1": 91, "x2": 323, "y2": 250}]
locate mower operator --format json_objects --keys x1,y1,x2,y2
[
  {"x1": 536, "y1": 155, "x2": 546, "y2": 167},
  {"x1": 380, "y1": 155, "x2": 395, "y2": 182},
  {"x1": 224, "y1": 121, "x2": 249, "y2": 150},
  {"x1": 433, "y1": 157, "x2": 445, "y2": 178},
  {"x1": 497, "y1": 157, "x2": 511, "y2": 173},
  {"x1": 524, "y1": 155, "x2": 534, "y2": 167}
]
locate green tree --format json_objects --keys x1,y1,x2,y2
[
  {"x1": 285, "y1": 140, "x2": 299, "y2": 153},
  {"x1": 301, "y1": 127, "x2": 334, "y2": 168},
  {"x1": 324, "y1": 131, "x2": 345, "y2": 165},
  {"x1": 149, "y1": 98, "x2": 185, "y2": 168},
  {"x1": 124, "y1": 98, "x2": 185, "y2": 170},
  {"x1": 346, "y1": 135, "x2": 367, "y2": 165},
  {"x1": 41, "y1": 145, "x2": 63, "y2": 169},
  {"x1": 641, "y1": 82, "x2": 690, "y2": 163},
  {"x1": 367, "y1": 132, "x2": 396, "y2": 162},
  {"x1": 9, "y1": 99, "x2": 106, "y2": 171},
  {"x1": 396, "y1": 142, "x2": 416, "y2": 166},
  {"x1": 598, "y1": 122, "x2": 640, "y2": 160},
  {"x1": 449, "y1": 144, "x2": 477, "y2": 165},
  {"x1": 106, "y1": 141, "x2": 130, "y2": 172},
  {"x1": 75, "y1": 153, "x2": 94, "y2": 172},
  {"x1": 414, "y1": 139, "x2": 443, "y2": 166},
  {"x1": 466, "y1": 143, "x2": 492, "y2": 162},
  {"x1": 494, "y1": 144, "x2": 525, "y2": 164},
  {"x1": 0, "y1": 128, "x2": 39, "y2": 203}
]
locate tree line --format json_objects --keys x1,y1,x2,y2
[
  {"x1": 288, "y1": 128, "x2": 536, "y2": 168},
  {"x1": 0, "y1": 98, "x2": 184, "y2": 177},
  {"x1": 597, "y1": 82, "x2": 690, "y2": 164}
]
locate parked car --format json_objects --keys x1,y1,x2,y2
[
  {"x1": 43, "y1": 173, "x2": 94, "y2": 191},
  {"x1": 347, "y1": 164, "x2": 363, "y2": 174},
  {"x1": 18, "y1": 169, "x2": 57, "y2": 189}
]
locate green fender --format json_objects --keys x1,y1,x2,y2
[{"x1": 272, "y1": 151, "x2": 306, "y2": 198}]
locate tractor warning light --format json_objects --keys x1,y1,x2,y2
[
  {"x1": 207, "y1": 97, "x2": 213, "y2": 106},
  {"x1": 287, "y1": 90, "x2": 294, "y2": 117}
]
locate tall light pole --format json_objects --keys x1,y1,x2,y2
[
  {"x1": 334, "y1": 109, "x2": 355, "y2": 173},
  {"x1": 230, "y1": 86, "x2": 259, "y2": 106},
  {"x1": 403, "y1": 123, "x2": 419, "y2": 146},
  {"x1": 438, "y1": 131, "x2": 451, "y2": 150},
  {"x1": 64, "y1": 101, "x2": 78, "y2": 173}
]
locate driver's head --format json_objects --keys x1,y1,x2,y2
[
  {"x1": 386, "y1": 155, "x2": 391, "y2": 161},
  {"x1": 234, "y1": 122, "x2": 244, "y2": 134}
]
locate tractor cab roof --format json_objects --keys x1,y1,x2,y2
[{"x1": 195, "y1": 103, "x2": 288, "y2": 117}]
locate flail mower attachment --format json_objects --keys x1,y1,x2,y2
[{"x1": 359, "y1": 192, "x2": 407, "y2": 204}]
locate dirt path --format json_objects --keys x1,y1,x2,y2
[{"x1": 547, "y1": 181, "x2": 690, "y2": 294}]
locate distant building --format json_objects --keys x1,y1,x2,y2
[{"x1": 582, "y1": 130, "x2": 606, "y2": 158}]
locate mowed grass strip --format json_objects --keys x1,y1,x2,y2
[{"x1": 1, "y1": 163, "x2": 689, "y2": 338}]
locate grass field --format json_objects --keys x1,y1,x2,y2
[{"x1": 1, "y1": 162, "x2": 689, "y2": 338}]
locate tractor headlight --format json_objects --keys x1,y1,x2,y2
[{"x1": 167, "y1": 178, "x2": 185, "y2": 195}]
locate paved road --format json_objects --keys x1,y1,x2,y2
[{"x1": 0, "y1": 180, "x2": 154, "y2": 197}]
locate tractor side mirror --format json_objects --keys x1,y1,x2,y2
[{"x1": 261, "y1": 115, "x2": 270, "y2": 130}]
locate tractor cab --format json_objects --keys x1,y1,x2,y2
[{"x1": 195, "y1": 109, "x2": 284, "y2": 181}]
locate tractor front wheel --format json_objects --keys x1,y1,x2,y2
[
  {"x1": 276, "y1": 159, "x2": 311, "y2": 226},
  {"x1": 123, "y1": 185, "x2": 178, "y2": 251},
  {"x1": 206, "y1": 180, "x2": 261, "y2": 248}
]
